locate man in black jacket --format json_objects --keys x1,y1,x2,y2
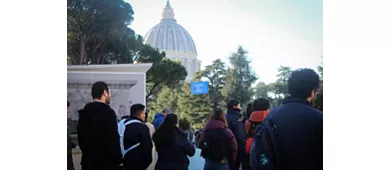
[
  {"x1": 253, "y1": 68, "x2": 323, "y2": 170},
  {"x1": 77, "y1": 81, "x2": 123, "y2": 170},
  {"x1": 122, "y1": 104, "x2": 153, "y2": 170},
  {"x1": 226, "y1": 99, "x2": 246, "y2": 170}
]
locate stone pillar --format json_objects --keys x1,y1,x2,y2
[{"x1": 67, "y1": 64, "x2": 152, "y2": 120}]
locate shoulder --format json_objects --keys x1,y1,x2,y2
[
  {"x1": 224, "y1": 128, "x2": 235, "y2": 138},
  {"x1": 145, "y1": 122, "x2": 155, "y2": 131}
]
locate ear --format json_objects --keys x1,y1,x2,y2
[
  {"x1": 103, "y1": 90, "x2": 109, "y2": 96},
  {"x1": 311, "y1": 89, "x2": 317, "y2": 98}
]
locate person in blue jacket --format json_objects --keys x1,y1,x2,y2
[{"x1": 153, "y1": 107, "x2": 172, "y2": 129}]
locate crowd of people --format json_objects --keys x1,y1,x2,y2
[{"x1": 67, "y1": 68, "x2": 323, "y2": 170}]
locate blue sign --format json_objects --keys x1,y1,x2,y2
[{"x1": 190, "y1": 81, "x2": 209, "y2": 95}]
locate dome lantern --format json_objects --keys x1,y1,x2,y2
[{"x1": 161, "y1": 0, "x2": 176, "y2": 22}]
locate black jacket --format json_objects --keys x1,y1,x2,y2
[
  {"x1": 122, "y1": 117, "x2": 153, "y2": 170},
  {"x1": 226, "y1": 108, "x2": 246, "y2": 160},
  {"x1": 266, "y1": 98, "x2": 323, "y2": 170},
  {"x1": 155, "y1": 128, "x2": 195, "y2": 170},
  {"x1": 67, "y1": 127, "x2": 75, "y2": 170},
  {"x1": 77, "y1": 102, "x2": 122, "y2": 169}
]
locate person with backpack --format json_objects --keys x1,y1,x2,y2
[
  {"x1": 226, "y1": 99, "x2": 246, "y2": 170},
  {"x1": 198, "y1": 109, "x2": 238, "y2": 170},
  {"x1": 250, "y1": 68, "x2": 323, "y2": 170},
  {"x1": 244, "y1": 98, "x2": 270, "y2": 168},
  {"x1": 120, "y1": 104, "x2": 153, "y2": 170},
  {"x1": 153, "y1": 114, "x2": 195, "y2": 170},
  {"x1": 152, "y1": 107, "x2": 172, "y2": 129}
]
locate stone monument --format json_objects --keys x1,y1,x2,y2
[{"x1": 67, "y1": 63, "x2": 152, "y2": 120}]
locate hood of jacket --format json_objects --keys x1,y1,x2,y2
[
  {"x1": 154, "y1": 113, "x2": 164, "y2": 119},
  {"x1": 227, "y1": 108, "x2": 244, "y2": 122},
  {"x1": 204, "y1": 119, "x2": 225, "y2": 130},
  {"x1": 249, "y1": 110, "x2": 269, "y2": 122},
  {"x1": 78, "y1": 102, "x2": 110, "y2": 120}
]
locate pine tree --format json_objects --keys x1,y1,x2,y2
[{"x1": 222, "y1": 46, "x2": 257, "y2": 106}]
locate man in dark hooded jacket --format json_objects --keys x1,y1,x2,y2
[
  {"x1": 77, "y1": 81, "x2": 123, "y2": 170},
  {"x1": 251, "y1": 68, "x2": 323, "y2": 170},
  {"x1": 226, "y1": 99, "x2": 246, "y2": 170}
]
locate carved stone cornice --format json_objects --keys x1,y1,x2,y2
[{"x1": 67, "y1": 82, "x2": 137, "y2": 89}]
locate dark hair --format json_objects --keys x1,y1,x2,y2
[
  {"x1": 67, "y1": 100, "x2": 70, "y2": 107},
  {"x1": 246, "y1": 102, "x2": 253, "y2": 118},
  {"x1": 91, "y1": 81, "x2": 109, "y2": 99},
  {"x1": 130, "y1": 104, "x2": 145, "y2": 117},
  {"x1": 253, "y1": 98, "x2": 270, "y2": 111},
  {"x1": 288, "y1": 68, "x2": 320, "y2": 99},
  {"x1": 227, "y1": 99, "x2": 240, "y2": 109},
  {"x1": 145, "y1": 112, "x2": 148, "y2": 122},
  {"x1": 153, "y1": 114, "x2": 178, "y2": 148},
  {"x1": 210, "y1": 108, "x2": 228, "y2": 128}
]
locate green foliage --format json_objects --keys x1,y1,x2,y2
[
  {"x1": 222, "y1": 46, "x2": 257, "y2": 106},
  {"x1": 313, "y1": 87, "x2": 323, "y2": 111},
  {"x1": 314, "y1": 56, "x2": 323, "y2": 111},
  {"x1": 67, "y1": 1, "x2": 188, "y2": 103},
  {"x1": 144, "y1": 57, "x2": 187, "y2": 103},
  {"x1": 67, "y1": 0, "x2": 135, "y2": 65},
  {"x1": 177, "y1": 83, "x2": 212, "y2": 129},
  {"x1": 147, "y1": 85, "x2": 181, "y2": 119},
  {"x1": 179, "y1": 117, "x2": 191, "y2": 131},
  {"x1": 196, "y1": 59, "x2": 227, "y2": 110}
]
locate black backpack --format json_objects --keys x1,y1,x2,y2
[
  {"x1": 199, "y1": 128, "x2": 229, "y2": 160},
  {"x1": 251, "y1": 113, "x2": 281, "y2": 170}
]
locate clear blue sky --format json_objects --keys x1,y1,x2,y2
[{"x1": 127, "y1": 0, "x2": 322, "y2": 84}]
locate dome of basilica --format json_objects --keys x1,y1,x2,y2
[{"x1": 144, "y1": 1, "x2": 200, "y2": 82}]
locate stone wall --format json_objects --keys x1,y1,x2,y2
[{"x1": 67, "y1": 64, "x2": 151, "y2": 121}]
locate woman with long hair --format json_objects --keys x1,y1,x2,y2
[
  {"x1": 153, "y1": 114, "x2": 195, "y2": 170},
  {"x1": 198, "y1": 109, "x2": 238, "y2": 170}
]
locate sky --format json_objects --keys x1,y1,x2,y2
[{"x1": 127, "y1": 0, "x2": 322, "y2": 84}]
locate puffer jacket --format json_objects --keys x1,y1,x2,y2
[{"x1": 198, "y1": 119, "x2": 238, "y2": 169}]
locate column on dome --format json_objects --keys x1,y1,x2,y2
[
  {"x1": 197, "y1": 60, "x2": 201, "y2": 72},
  {"x1": 187, "y1": 59, "x2": 192, "y2": 77}
]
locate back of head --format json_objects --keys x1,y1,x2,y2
[
  {"x1": 210, "y1": 108, "x2": 228, "y2": 128},
  {"x1": 153, "y1": 113, "x2": 178, "y2": 147},
  {"x1": 227, "y1": 99, "x2": 240, "y2": 109},
  {"x1": 67, "y1": 100, "x2": 70, "y2": 107},
  {"x1": 145, "y1": 111, "x2": 149, "y2": 122},
  {"x1": 252, "y1": 98, "x2": 270, "y2": 111},
  {"x1": 162, "y1": 107, "x2": 172, "y2": 115},
  {"x1": 130, "y1": 104, "x2": 146, "y2": 117},
  {"x1": 91, "y1": 81, "x2": 109, "y2": 99},
  {"x1": 288, "y1": 68, "x2": 320, "y2": 99},
  {"x1": 162, "y1": 114, "x2": 178, "y2": 127}
]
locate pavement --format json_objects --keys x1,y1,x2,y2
[{"x1": 72, "y1": 148, "x2": 205, "y2": 170}]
